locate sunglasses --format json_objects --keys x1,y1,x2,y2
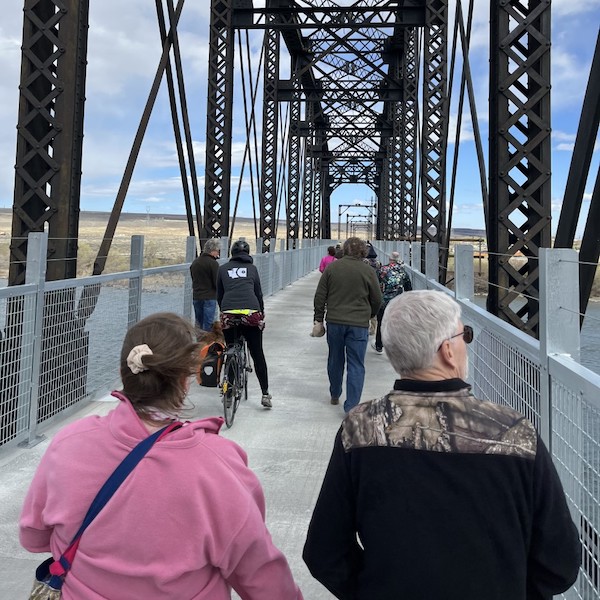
[{"x1": 447, "y1": 325, "x2": 474, "y2": 345}]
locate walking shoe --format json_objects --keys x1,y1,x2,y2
[
  {"x1": 261, "y1": 393, "x2": 272, "y2": 408},
  {"x1": 371, "y1": 342, "x2": 383, "y2": 353},
  {"x1": 330, "y1": 397, "x2": 339, "y2": 405}
]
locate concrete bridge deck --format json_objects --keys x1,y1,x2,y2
[{"x1": 0, "y1": 270, "x2": 397, "y2": 599}]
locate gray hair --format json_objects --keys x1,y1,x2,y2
[
  {"x1": 390, "y1": 251, "x2": 400, "y2": 262},
  {"x1": 204, "y1": 238, "x2": 220, "y2": 253},
  {"x1": 381, "y1": 290, "x2": 461, "y2": 376}
]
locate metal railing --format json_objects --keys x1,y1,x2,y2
[
  {"x1": 0, "y1": 233, "x2": 332, "y2": 450},
  {"x1": 373, "y1": 240, "x2": 598, "y2": 599},
  {"x1": 3, "y1": 234, "x2": 598, "y2": 596}
]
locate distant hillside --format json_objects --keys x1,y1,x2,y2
[
  {"x1": 77, "y1": 211, "x2": 488, "y2": 239},
  {"x1": 0, "y1": 208, "x2": 487, "y2": 240}
]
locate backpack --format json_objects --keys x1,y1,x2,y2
[
  {"x1": 197, "y1": 341, "x2": 225, "y2": 387},
  {"x1": 379, "y1": 265, "x2": 410, "y2": 304}
]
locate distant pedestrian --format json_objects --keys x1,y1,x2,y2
[
  {"x1": 372, "y1": 251, "x2": 412, "y2": 353},
  {"x1": 217, "y1": 240, "x2": 273, "y2": 408},
  {"x1": 20, "y1": 312, "x2": 303, "y2": 600},
  {"x1": 334, "y1": 244, "x2": 343, "y2": 259},
  {"x1": 319, "y1": 246, "x2": 337, "y2": 273},
  {"x1": 313, "y1": 237, "x2": 382, "y2": 412},
  {"x1": 363, "y1": 241, "x2": 381, "y2": 270},
  {"x1": 190, "y1": 238, "x2": 220, "y2": 332},
  {"x1": 363, "y1": 242, "x2": 381, "y2": 335}
]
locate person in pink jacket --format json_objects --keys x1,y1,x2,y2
[
  {"x1": 19, "y1": 312, "x2": 303, "y2": 600},
  {"x1": 319, "y1": 246, "x2": 337, "y2": 272}
]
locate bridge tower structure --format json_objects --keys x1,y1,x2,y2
[{"x1": 11, "y1": 0, "x2": 599, "y2": 342}]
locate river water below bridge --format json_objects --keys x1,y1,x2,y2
[{"x1": 472, "y1": 296, "x2": 600, "y2": 375}]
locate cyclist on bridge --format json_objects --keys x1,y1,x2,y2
[{"x1": 217, "y1": 240, "x2": 272, "y2": 409}]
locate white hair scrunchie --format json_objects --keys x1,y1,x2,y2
[{"x1": 127, "y1": 344, "x2": 153, "y2": 374}]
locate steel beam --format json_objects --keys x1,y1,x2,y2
[
  {"x1": 203, "y1": 0, "x2": 236, "y2": 240},
  {"x1": 578, "y1": 167, "x2": 600, "y2": 321},
  {"x1": 555, "y1": 31, "x2": 600, "y2": 250},
  {"x1": 421, "y1": 0, "x2": 448, "y2": 262},
  {"x1": 10, "y1": 0, "x2": 89, "y2": 285},
  {"x1": 488, "y1": 0, "x2": 552, "y2": 336},
  {"x1": 400, "y1": 28, "x2": 419, "y2": 240},
  {"x1": 286, "y1": 66, "x2": 301, "y2": 247},
  {"x1": 260, "y1": 8, "x2": 280, "y2": 253},
  {"x1": 302, "y1": 102, "x2": 315, "y2": 240}
]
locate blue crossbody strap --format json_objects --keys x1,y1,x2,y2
[{"x1": 51, "y1": 421, "x2": 182, "y2": 577}]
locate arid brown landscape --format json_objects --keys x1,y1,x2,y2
[
  {"x1": 2, "y1": 209, "x2": 596, "y2": 298},
  {"x1": 0, "y1": 210, "x2": 287, "y2": 279}
]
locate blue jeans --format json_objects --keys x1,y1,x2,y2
[
  {"x1": 193, "y1": 299, "x2": 217, "y2": 331},
  {"x1": 326, "y1": 322, "x2": 369, "y2": 412}
]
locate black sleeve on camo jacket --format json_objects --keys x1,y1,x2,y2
[
  {"x1": 303, "y1": 429, "x2": 362, "y2": 600},
  {"x1": 526, "y1": 436, "x2": 581, "y2": 599}
]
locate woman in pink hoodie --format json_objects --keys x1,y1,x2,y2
[
  {"x1": 319, "y1": 246, "x2": 337, "y2": 272},
  {"x1": 20, "y1": 312, "x2": 303, "y2": 600}
]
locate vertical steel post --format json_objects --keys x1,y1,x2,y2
[
  {"x1": 260, "y1": 6, "x2": 280, "y2": 252},
  {"x1": 203, "y1": 0, "x2": 235, "y2": 240},
  {"x1": 488, "y1": 0, "x2": 552, "y2": 336},
  {"x1": 401, "y1": 28, "x2": 419, "y2": 240},
  {"x1": 184, "y1": 236, "x2": 196, "y2": 321},
  {"x1": 128, "y1": 236, "x2": 144, "y2": 330},
  {"x1": 286, "y1": 64, "x2": 301, "y2": 248},
  {"x1": 421, "y1": 0, "x2": 449, "y2": 262},
  {"x1": 21, "y1": 233, "x2": 48, "y2": 447},
  {"x1": 539, "y1": 248, "x2": 580, "y2": 448},
  {"x1": 10, "y1": 0, "x2": 89, "y2": 286},
  {"x1": 455, "y1": 245, "x2": 474, "y2": 302}
]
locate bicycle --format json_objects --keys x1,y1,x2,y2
[{"x1": 220, "y1": 317, "x2": 252, "y2": 427}]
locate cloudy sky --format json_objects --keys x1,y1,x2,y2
[{"x1": 0, "y1": 0, "x2": 598, "y2": 235}]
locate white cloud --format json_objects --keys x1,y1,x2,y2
[
  {"x1": 553, "y1": 131, "x2": 577, "y2": 143},
  {"x1": 556, "y1": 143, "x2": 575, "y2": 151},
  {"x1": 553, "y1": 0, "x2": 600, "y2": 16},
  {"x1": 551, "y1": 46, "x2": 593, "y2": 110}
]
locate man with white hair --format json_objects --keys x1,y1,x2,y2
[{"x1": 304, "y1": 290, "x2": 581, "y2": 600}]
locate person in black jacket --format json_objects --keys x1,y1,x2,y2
[
  {"x1": 303, "y1": 290, "x2": 581, "y2": 600},
  {"x1": 217, "y1": 240, "x2": 272, "y2": 408},
  {"x1": 190, "y1": 238, "x2": 220, "y2": 331}
]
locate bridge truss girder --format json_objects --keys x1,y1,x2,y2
[
  {"x1": 269, "y1": 1, "x2": 428, "y2": 245},
  {"x1": 421, "y1": 0, "x2": 449, "y2": 256},
  {"x1": 488, "y1": 0, "x2": 552, "y2": 336},
  {"x1": 203, "y1": 0, "x2": 236, "y2": 241},
  {"x1": 378, "y1": 27, "x2": 419, "y2": 242},
  {"x1": 205, "y1": 1, "x2": 437, "y2": 252},
  {"x1": 5, "y1": 0, "x2": 91, "y2": 437},
  {"x1": 10, "y1": 0, "x2": 89, "y2": 285}
]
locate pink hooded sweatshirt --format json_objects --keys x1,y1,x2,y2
[
  {"x1": 19, "y1": 393, "x2": 303, "y2": 599},
  {"x1": 319, "y1": 254, "x2": 336, "y2": 273}
]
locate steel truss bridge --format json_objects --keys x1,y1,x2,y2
[{"x1": 6, "y1": 0, "x2": 600, "y2": 336}]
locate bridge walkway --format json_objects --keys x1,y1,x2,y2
[{"x1": 0, "y1": 269, "x2": 397, "y2": 599}]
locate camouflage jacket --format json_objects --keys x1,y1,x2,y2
[{"x1": 303, "y1": 379, "x2": 581, "y2": 600}]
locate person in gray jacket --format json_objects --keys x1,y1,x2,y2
[{"x1": 313, "y1": 237, "x2": 382, "y2": 412}]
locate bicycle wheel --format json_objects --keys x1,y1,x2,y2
[{"x1": 222, "y1": 354, "x2": 239, "y2": 427}]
